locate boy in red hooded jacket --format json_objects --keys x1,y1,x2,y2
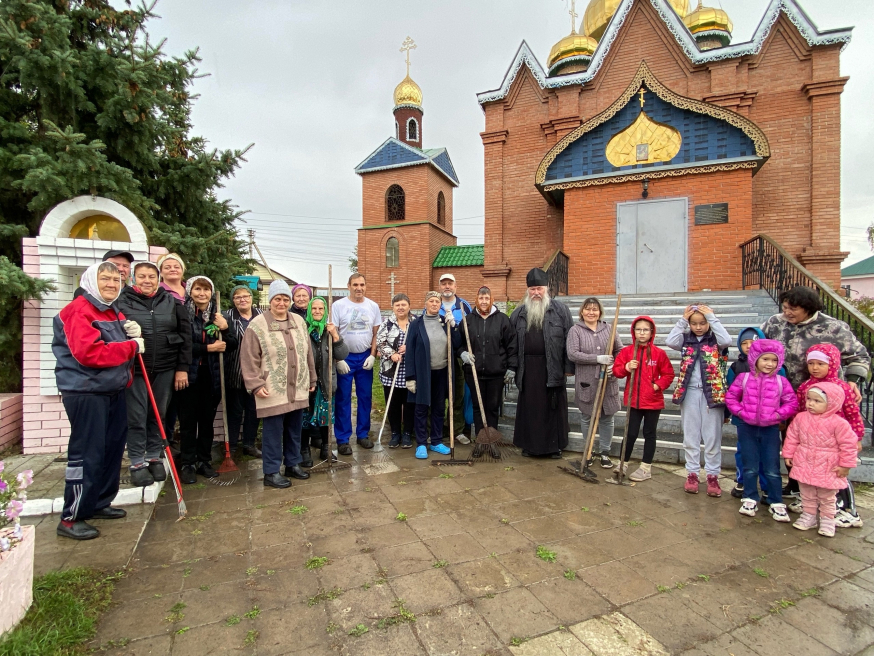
[{"x1": 612, "y1": 316, "x2": 675, "y2": 481}]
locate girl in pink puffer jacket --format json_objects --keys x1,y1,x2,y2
[
  {"x1": 783, "y1": 382, "x2": 859, "y2": 537},
  {"x1": 725, "y1": 339, "x2": 798, "y2": 522}
]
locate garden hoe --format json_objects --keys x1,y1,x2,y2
[
  {"x1": 211, "y1": 290, "x2": 241, "y2": 486},
  {"x1": 139, "y1": 354, "x2": 187, "y2": 520},
  {"x1": 605, "y1": 341, "x2": 637, "y2": 487},
  {"x1": 310, "y1": 265, "x2": 352, "y2": 474},
  {"x1": 434, "y1": 317, "x2": 472, "y2": 467},
  {"x1": 559, "y1": 294, "x2": 622, "y2": 483}
]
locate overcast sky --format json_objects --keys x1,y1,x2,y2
[{"x1": 144, "y1": 0, "x2": 873, "y2": 288}]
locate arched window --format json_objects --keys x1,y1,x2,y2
[
  {"x1": 407, "y1": 118, "x2": 418, "y2": 142},
  {"x1": 385, "y1": 237, "x2": 399, "y2": 268},
  {"x1": 437, "y1": 191, "x2": 445, "y2": 226},
  {"x1": 386, "y1": 184, "x2": 405, "y2": 222}
]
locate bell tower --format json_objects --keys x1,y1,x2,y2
[{"x1": 393, "y1": 36, "x2": 424, "y2": 148}]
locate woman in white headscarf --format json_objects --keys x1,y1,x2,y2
[{"x1": 52, "y1": 262, "x2": 143, "y2": 540}]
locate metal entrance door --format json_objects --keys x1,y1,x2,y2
[{"x1": 616, "y1": 199, "x2": 687, "y2": 294}]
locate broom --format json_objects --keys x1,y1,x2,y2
[
  {"x1": 559, "y1": 294, "x2": 622, "y2": 483},
  {"x1": 434, "y1": 314, "x2": 472, "y2": 467},
  {"x1": 460, "y1": 307, "x2": 504, "y2": 462},
  {"x1": 310, "y1": 265, "x2": 352, "y2": 473},
  {"x1": 210, "y1": 290, "x2": 241, "y2": 486},
  {"x1": 605, "y1": 340, "x2": 638, "y2": 487},
  {"x1": 138, "y1": 354, "x2": 187, "y2": 520},
  {"x1": 366, "y1": 363, "x2": 398, "y2": 472}
]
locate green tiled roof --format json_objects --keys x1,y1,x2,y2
[
  {"x1": 432, "y1": 244, "x2": 484, "y2": 267},
  {"x1": 842, "y1": 255, "x2": 874, "y2": 277}
]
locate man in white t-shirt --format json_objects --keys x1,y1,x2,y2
[{"x1": 331, "y1": 273, "x2": 382, "y2": 455}]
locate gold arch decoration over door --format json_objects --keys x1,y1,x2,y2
[{"x1": 605, "y1": 91, "x2": 682, "y2": 167}]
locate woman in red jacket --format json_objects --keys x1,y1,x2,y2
[{"x1": 612, "y1": 316, "x2": 675, "y2": 482}]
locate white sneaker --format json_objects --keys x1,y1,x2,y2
[
  {"x1": 835, "y1": 509, "x2": 864, "y2": 528},
  {"x1": 455, "y1": 434, "x2": 471, "y2": 445},
  {"x1": 739, "y1": 499, "x2": 758, "y2": 516},
  {"x1": 769, "y1": 503, "x2": 791, "y2": 523},
  {"x1": 787, "y1": 500, "x2": 803, "y2": 514}
]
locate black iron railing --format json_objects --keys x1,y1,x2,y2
[
  {"x1": 544, "y1": 250, "x2": 569, "y2": 297},
  {"x1": 741, "y1": 234, "x2": 874, "y2": 425}
]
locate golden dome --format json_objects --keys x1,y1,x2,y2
[
  {"x1": 583, "y1": 0, "x2": 690, "y2": 41},
  {"x1": 547, "y1": 32, "x2": 599, "y2": 71},
  {"x1": 393, "y1": 74, "x2": 422, "y2": 108},
  {"x1": 683, "y1": 1, "x2": 733, "y2": 36}
]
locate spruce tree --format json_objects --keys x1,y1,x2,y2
[{"x1": 0, "y1": 0, "x2": 252, "y2": 392}]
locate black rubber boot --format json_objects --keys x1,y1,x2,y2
[{"x1": 300, "y1": 445, "x2": 313, "y2": 469}]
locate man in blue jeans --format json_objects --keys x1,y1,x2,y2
[{"x1": 331, "y1": 273, "x2": 382, "y2": 455}]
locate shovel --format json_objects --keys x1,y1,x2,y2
[
  {"x1": 605, "y1": 341, "x2": 637, "y2": 487},
  {"x1": 459, "y1": 307, "x2": 504, "y2": 461}
]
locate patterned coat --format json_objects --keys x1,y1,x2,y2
[
  {"x1": 240, "y1": 311, "x2": 317, "y2": 419},
  {"x1": 794, "y1": 343, "x2": 865, "y2": 438}
]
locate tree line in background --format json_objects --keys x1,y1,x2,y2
[{"x1": 0, "y1": 0, "x2": 253, "y2": 392}]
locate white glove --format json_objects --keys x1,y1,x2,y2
[
  {"x1": 133, "y1": 337, "x2": 145, "y2": 353},
  {"x1": 504, "y1": 370, "x2": 515, "y2": 385},
  {"x1": 445, "y1": 315, "x2": 456, "y2": 329},
  {"x1": 596, "y1": 355, "x2": 614, "y2": 365},
  {"x1": 362, "y1": 355, "x2": 376, "y2": 370},
  {"x1": 336, "y1": 361, "x2": 350, "y2": 375},
  {"x1": 406, "y1": 380, "x2": 416, "y2": 394},
  {"x1": 124, "y1": 321, "x2": 142, "y2": 338},
  {"x1": 461, "y1": 351, "x2": 475, "y2": 365}
]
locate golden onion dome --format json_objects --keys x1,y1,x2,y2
[
  {"x1": 547, "y1": 32, "x2": 599, "y2": 71},
  {"x1": 583, "y1": 0, "x2": 690, "y2": 41},
  {"x1": 683, "y1": 1, "x2": 733, "y2": 36},
  {"x1": 393, "y1": 74, "x2": 422, "y2": 108}
]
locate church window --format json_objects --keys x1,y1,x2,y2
[
  {"x1": 395, "y1": 121, "x2": 399, "y2": 140},
  {"x1": 437, "y1": 191, "x2": 445, "y2": 226},
  {"x1": 386, "y1": 237, "x2": 399, "y2": 268},
  {"x1": 386, "y1": 184, "x2": 405, "y2": 222},
  {"x1": 407, "y1": 118, "x2": 418, "y2": 142}
]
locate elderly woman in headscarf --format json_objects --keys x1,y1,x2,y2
[
  {"x1": 290, "y1": 283, "x2": 312, "y2": 321},
  {"x1": 302, "y1": 296, "x2": 349, "y2": 465},
  {"x1": 241, "y1": 280, "x2": 317, "y2": 488},
  {"x1": 53, "y1": 261, "x2": 143, "y2": 540},
  {"x1": 117, "y1": 261, "x2": 192, "y2": 487},
  {"x1": 177, "y1": 275, "x2": 237, "y2": 484},
  {"x1": 223, "y1": 284, "x2": 263, "y2": 458}
]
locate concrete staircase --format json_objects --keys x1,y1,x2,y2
[{"x1": 499, "y1": 290, "x2": 779, "y2": 468}]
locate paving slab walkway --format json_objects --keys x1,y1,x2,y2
[{"x1": 28, "y1": 444, "x2": 874, "y2": 655}]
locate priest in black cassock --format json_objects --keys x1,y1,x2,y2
[{"x1": 508, "y1": 268, "x2": 574, "y2": 458}]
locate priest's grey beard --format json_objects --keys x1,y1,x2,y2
[{"x1": 523, "y1": 291, "x2": 551, "y2": 331}]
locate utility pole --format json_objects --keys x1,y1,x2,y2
[{"x1": 247, "y1": 228, "x2": 255, "y2": 259}]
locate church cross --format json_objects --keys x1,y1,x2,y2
[
  {"x1": 400, "y1": 36, "x2": 417, "y2": 76},
  {"x1": 569, "y1": 0, "x2": 578, "y2": 34},
  {"x1": 638, "y1": 88, "x2": 646, "y2": 109},
  {"x1": 387, "y1": 272, "x2": 400, "y2": 297}
]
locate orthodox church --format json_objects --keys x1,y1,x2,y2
[{"x1": 356, "y1": 0, "x2": 852, "y2": 305}]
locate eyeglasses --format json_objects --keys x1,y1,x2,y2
[{"x1": 634, "y1": 328, "x2": 652, "y2": 333}]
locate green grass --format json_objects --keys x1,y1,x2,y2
[
  {"x1": 432, "y1": 560, "x2": 449, "y2": 568},
  {"x1": 753, "y1": 567, "x2": 769, "y2": 578},
  {"x1": 564, "y1": 569, "x2": 576, "y2": 581},
  {"x1": 372, "y1": 373, "x2": 387, "y2": 415},
  {"x1": 288, "y1": 505, "x2": 308, "y2": 515},
  {"x1": 395, "y1": 512, "x2": 408, "y2": 521},
  {"x1": 376, "y1": 599, "x2": 416, "y2": 629},
  {"x1": 535, "y1": 545, "x2": 557, "y2": 563},
  {"x1": 306, "y1": 557, "x2": 329, "y2": 570},
  {"x1": 308, "y1": 588, "x2": 344, "y2": 606},
  {"x1": 348, "y1": 623, "x2": 369, "y2": 637},
  {"x1": 509, "y1": 636, "x2": 529, "y2": 646},
  {"x1": 0, "y1": 568, "x2": 119, "y2": 656}
]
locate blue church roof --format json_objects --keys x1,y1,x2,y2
[{"x1": 355, "y1": 138, "x2": 460, "y2": 187}]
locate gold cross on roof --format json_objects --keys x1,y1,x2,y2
[
  {"x1": 400, "y1": 36, "x2": 417, "y2": 76},
  {"x1": 638, "y1": 88, "x2": 646, "y2": 109},
  {"x1": 569, "y1": 0, "x2": 578, "y2": 34}
]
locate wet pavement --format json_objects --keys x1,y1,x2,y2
[{"x1": 28, "y1": 444, "x2": 874, "y2": 655}]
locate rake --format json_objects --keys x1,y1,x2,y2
[
  {"x1": 559, "y1": 294, "x2": 622, "y2": 483},
  {"x1": 310, "y1": 265, "x2": 352, "y2": 474},
  {"x1": 138, "y1": 354, "x2": 187, "y2": 520},
  {"x1": 366, "y1": 364, "x2": 398, "y2": 472},
  {"x1": 606, "y1": 340, "x2": 638, "y2": 487},
  {"x1": 210, "y1": 290, "x2": 241, "y2": 486},
  {"x1": 459, "y1": 307, "x2": 505, "y2": 463},
  {"x1": 434, "y1": 315, "x2": 472, "y2": 467}
]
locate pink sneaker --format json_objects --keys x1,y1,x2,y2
[
  {"x1": 818, "y1": 516, "x2": 836, "y2": 538},
  {"x1": 684, "y1": 472, "x2": 699, "y2": 494},
  {"x1": 793, "y1": 512, "x2": 817, "y2": 531},
  {"x1": 706, "y1": 474, "x2": 722, "y2": 497}
]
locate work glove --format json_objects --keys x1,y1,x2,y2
[
  {"x1": 362, "y1": 355, "x2": 376, "y2": 370},
  {"x1": 504, "y1": 370, "x2": 515, "y2": 386},
  {"x1": 444, "y1": 315, "x2": 456, "y2": 329},
  {"x1": 596, "y1": 355, "x2": 614, "y2": 365},
  {"x1": 461, "y1": 351, "x2": 475, "y2": 365},
  {"x1": 124, "y1": 320, "x2": 142, "y2": 338},
  {"x1": 406, "y1": 380, "x2": 416, "y2": 394},
  {"x1": 336, "y1": 361, "x2": 350, "y2": 375},
  {"x1": 133, "y1": 337, "x2": 145, "y2": 354}
]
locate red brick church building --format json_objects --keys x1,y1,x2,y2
[{"x1": 356, "y1": 0, "x2": 852, "y2": 306}]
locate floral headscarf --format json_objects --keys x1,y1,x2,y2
[{"x1": 185, "y1": 275, "x2": 216, "y2": 325}]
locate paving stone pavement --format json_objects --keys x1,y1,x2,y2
[{"x1": 28, "y1": 444, "x2": 874, "y2": 655}]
